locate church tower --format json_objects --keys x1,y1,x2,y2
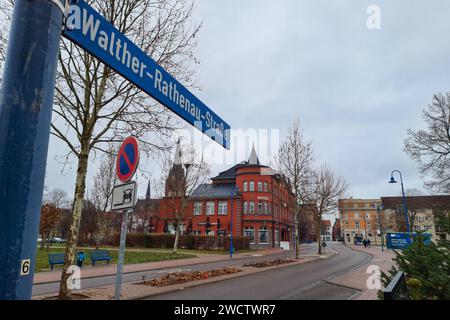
[{"x1": 165, "y1": 139, "x2": 186, "y2": 197}]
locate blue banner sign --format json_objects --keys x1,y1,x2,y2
[
  {"x1": 63, "y1": 0, "x2": 230, "y2": 149},
  {"x1": 386, "y1": 232, "x2": 432, "y2": 250}
]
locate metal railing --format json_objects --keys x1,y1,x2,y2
[{"x1": 383, "y1": 271, "x2": 408, "y2": 300}]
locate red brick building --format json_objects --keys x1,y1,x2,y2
[
  {"x1": 332, "y1": 218, "x2": 342, "y2": 241},
  {"x1": 139, "y1": 144, "x2": 296, "y2": 249}
]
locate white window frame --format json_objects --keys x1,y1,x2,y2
[
  {"x1": 244, "y1": 227, "x2": 255, "y2": 244},
  {"x1": 243, "y1": 201, "x2": 248, "y2": 214},
  {"x1": 206, "y1": 202, "x2": 215, "y2": 215},
  {"x1": 193, "y1": 202, "x2": 202, "y2": 216},
  {"x1": 258, "y1": 181, "x2": 263, "y2": 192},
  {"x1": 243, "y1": 181, "x2": 248, "y2": 192},
  {"x1": 218, "y1": 201, "x2": 228, "y2": 215},
  {"x1": 249, "y1": 181, "x2": 255, "y2": 192},
  {"x1": 249, "y1": 201, "x2": 255, "y2": 214},
  {"x1": 259, "y1": 227, "x2": 269, "y2": 244}
]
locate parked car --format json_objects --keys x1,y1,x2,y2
[{"x1": 51, "y1": 237, "x2": 67, "y2": 243}]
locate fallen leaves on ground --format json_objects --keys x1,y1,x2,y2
[
  {"x1": 243, "y1": 258, "x2": 296, "y2": 268},
  {"x1": 142, "y1": 267, "x2": 241, "y2": 287}
]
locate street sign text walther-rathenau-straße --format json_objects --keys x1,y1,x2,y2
[
  {"x1": 0, "y1": 0, "x2": 230, "y2": 300},
  {"x1": 63, "y1": 0, "x2": 231, "y2": 149}
]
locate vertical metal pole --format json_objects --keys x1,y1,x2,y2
[
  {"x1": 229, "y1": 194, "x2": 233, "y2": 259},
  {"x1": 377, "y1": 206, "x2": 384, "y2": 252},
  {"x1": 115, "y1": 210, "x2": 129, "y2": 300},
  {"x1": 0, "y1": 0, "x2": 65, "y2": 300},
  {"x1": 400, "y1": 179, "x2": 411, "y2": 234}
]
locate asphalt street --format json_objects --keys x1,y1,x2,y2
[
  {"x1": 146, "y1": 243, "x2": 371, "y2": 300},
  {"x1": 32, "y1": 244, "x2": 318, "y2": 296}
]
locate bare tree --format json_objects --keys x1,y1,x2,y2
[
  {"x1": 39, "y1": 204, "x2": 61, "y2": 251},
  {"x1": 404, "y1": 93, "x2": 450, "y2": 193},
  {"x1": 306, "y1": 165, "x2": 348, "y2": 254},
  {"x1": 47, "y1": 0, "x2": 202, "y2": 299},
  {"x1": 161, "y1": 141, "x2": 209, "y2": 253},
  {"x1": 277, "y1": 119, "x2": 314, "y2": 258},
  {"x1": 402, "y1": 188, "x2": 425, "y2": 230},
  {"x1": 44, "y1": 188, "x2": 68, "y2": 209},
  {"x1": 90, "y1": 148, "x2": 117, "y2": 247},
  {"x1": 0, "y1": 0, "x2": 14, "y2": 84}
]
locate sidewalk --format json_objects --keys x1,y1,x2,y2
[
  {"x1": 33, "y1": 250, "x2": 333, "y2": 300},
  {"x1": 327, "y1": 245, "x2": 396, "y2": 300},
  {"x1": 33, "y1": 248, "x2": 285, "y2": 285}
]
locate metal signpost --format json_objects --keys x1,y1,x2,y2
[
  {"x1": 0, "y1": 0, "x2": 68, "y2": 300},
  {"x1": 112, "y1": 137, "x2": 140, "y2": 300},
  {"x1": 0, "y1": 0, "x2": 230, "y2": 299}
]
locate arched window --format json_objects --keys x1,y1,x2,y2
[
  {"x1": 244, "y1": 226, "x2": 255, "y2": 244},
  {"x1": 259, "y1": 227, "x2": 268, "y2": 244}
]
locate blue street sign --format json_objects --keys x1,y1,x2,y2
[
  {"x1": 386, "y1": 232, "x2": 432, "y2": 250},
  {"x1": 63, "y1": 0, "x2": 230, "y2": 149}
]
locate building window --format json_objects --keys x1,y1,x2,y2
[
  {"x1": 243, "y1": 201, "x2": 248, "y2": 214},
  {"x1": 259, "y1": 227, "x2": 268, "y2": 244},
  {"x1": 258, "y1": 181, "x2": 263, "y2": 192},
  {"x1": 244, "y1": 227, "x2": 255, "y2": 244},
  {"x1": 243, "y1": 181, "x2": 248, "y2": 192},
  {"x1": 206, "y1": 202, "x2": 215, "y2": 215},
  {"x1": 264, "y1": 182, "x2": 268, "y2": 192},
  {"x1": 218, "y1": 201, "x2": 228, "y2": 215},
  {"x1": 355, "y1": 222, "x2": 360, "y2": 229},
  {"x1": 193, "y1": 202, "x2": 202, "y2": 216},
  {"x1": 258, "y1": 201, "x2": 263, "y2": 214},
  {"x1": 249, "y1": 201, "x2": 255, "y2": 214},
  {"x1": 249, "y1": 181, "x2": 255, "y2": 192}
]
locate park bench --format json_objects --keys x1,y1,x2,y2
[
  {"x1": 90, "y1": 250, "x2": 112, "y2": 266},
  {"x1": 48, "y1": 253, "x2": 65, "y2": 270}
]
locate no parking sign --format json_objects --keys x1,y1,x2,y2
[{"x1": 116, "y1": 136, "x2": 140, "y2": 183}]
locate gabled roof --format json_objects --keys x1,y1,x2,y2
[
  {"x1": 212, "y1": 146, "x2": 267, "y2": 182},
  {"x1": 190, "y1": 183, "x2": 238, "y2": 199},
  {"x1": 248, "y1": 144, "x2": 260, "y2": 165}
]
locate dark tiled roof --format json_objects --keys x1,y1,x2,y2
[
  {"x1": 381, "y1": 195, "x2": 450, "y2": 210},
  {"x1": 211, "y1": 162, "x2": 269, "y2": 181},
  {"x1": 190, "y1": 184, "x2": 237, "y2": 199}
]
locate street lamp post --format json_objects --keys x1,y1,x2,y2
[
  {"x1": 376, "y1": 204, "x2": 385, "y2": 252},
  {"x1": 229, "y1": 186, "x2": 240, "y2": 259},
  {"x1": 388, "y1": 170, "x2": 411, "y2": 235}
]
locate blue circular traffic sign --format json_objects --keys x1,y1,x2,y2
[{"x1": 116, "y1": 136, "x2": 140, "y2": 183}]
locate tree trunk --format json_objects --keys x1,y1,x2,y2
[
  {"x1": 317, "y1": 219, "x2": 322, "y2": 254},
  {"x1": 58, "y1": 150, "x2": 89, "y2": 299},
  {"x1": 295, "y1": 212, "x2": 300, "y2": 259},
  {"x1": 46, "y1": 231, "x2": 51, "y2": 251},
  {"x1": 40, "y1": 233, "x2": 45, "y2": 250},
  {"x1": 173, "y1": 223, "x2": 180, "y2": 254}
]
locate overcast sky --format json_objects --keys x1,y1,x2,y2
[{"x1": 43, "y1": 0, "x2": 450, "y2": 201}]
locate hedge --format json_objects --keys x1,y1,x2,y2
[{"x1": 110, "y1": 233, "x2": 251, "y2": 251}]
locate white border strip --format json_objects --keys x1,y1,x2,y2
[{"x1": 49, "y1": 0, "x2": 69, "y2": 15}]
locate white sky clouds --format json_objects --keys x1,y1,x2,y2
[{"x1": 43, "y1": 1, "x2": 450, "y2": 200}]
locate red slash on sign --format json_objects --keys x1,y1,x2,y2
[{"x1": 116, "y1": 136, "x2": 140, "y2": 183}]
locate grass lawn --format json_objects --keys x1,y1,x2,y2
[{"x1": 35, "y1": 247, "x2": 196, "y2": 272}]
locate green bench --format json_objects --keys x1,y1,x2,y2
[{"x1": 90, "y1": 250, "x2": 112, "y2": 266}]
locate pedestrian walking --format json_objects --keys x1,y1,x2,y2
[
  {"x1": 363, "y1": 239, "x2": 367, "y2": 248},
  {"x1": 367, "y1": 239, "x2": 371, "y2": 248}
]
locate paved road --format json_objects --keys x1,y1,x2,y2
[
  {"x1": 146, "y1": 243, "x2": 371, "y2": 300},
  {"x1": 32, "y1": 244, "x2": 318, "y2": 296}
]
